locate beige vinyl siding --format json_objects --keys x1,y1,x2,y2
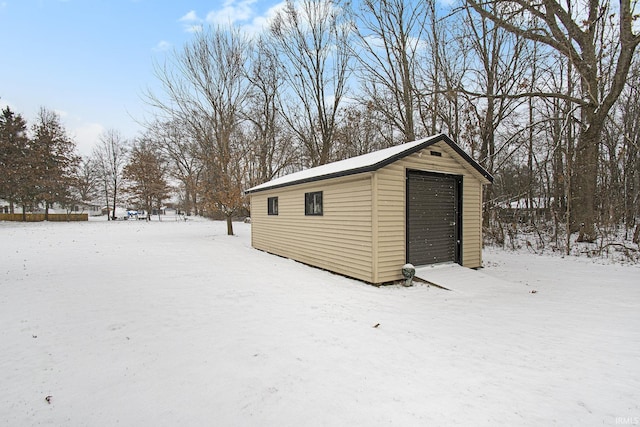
[
  {"x1": 373, "y1": 165, "x2": 406, "y2": 283},
  {"x1": 461, "y1": 179, "x2": 483, "y2": 268},
  {"x1": 373, "y1": 141, "x2": 487, "y2": 282},
  {"x1": 251, "y1": 174, "x2": 374, "y2": 283},
  {"x1": 250, "y1": 139, "x2": 489, "y2": 284}
]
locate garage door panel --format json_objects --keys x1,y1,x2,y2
[{"x1": 407, "y1": 171, "x2": 460, "y2": 266}]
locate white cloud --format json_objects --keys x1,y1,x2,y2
[
  {"x1": 238, "y1": 1, "x2": 286, "y2": 36},
  {"x1": 175, "y1": 1, "x2": 286, "y2": 37},
  {"x1": 185, "y1": 24, "x2": 203, "y2": 33},
  {"x1": 205, "y1": 0, "x2": 257, "y2": 26},
  {"x1": 179, "y1": 10, "x2": 199, "y2": 22},
  {"x1": 153, "y1": 40, "x2": 172, "y2": 52},
  {"x1": 179, "y1": 9, "x2": 204, "y2": 33}
]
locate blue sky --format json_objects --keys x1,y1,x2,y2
[{"x1": 0, "y1": 0, "x2": 281, "y2": 156}]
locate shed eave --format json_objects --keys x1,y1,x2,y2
[{"x1": 244, "y1": 133, "x2": 493, "y2": 195}]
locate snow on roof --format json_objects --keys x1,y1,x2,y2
[{"x1": 246, "y1": 134, "x2": 447, "y2": 194}]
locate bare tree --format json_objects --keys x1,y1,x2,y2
[
  {"x1": 529, "y1": 48, "x2": 575, "y2": 250},
  {"x1": 123, "y1": 138, "x2": 172, "y2": 220},
  {"x1": 146, "y1": 26, "x2": 251, "y2": 235},
  {"x1": 421, "y1": 10, "x2": 471, "y2": 144},
  {"x1": 199, "y1": 126, "x2": 249, "y2": 233},
  {"x1": 417, "y1": 1, "x2": 448, "y2": 136},
  {"x1": 349, "y1": 0, "x2": 426, "y2": 143},
  {"x1": 614, "y1": 62, "x2": 640, "y2": 243},
  {"x1": 93, "y1": 129, "x2": 128, "y2": 220},
  {"x1": 146, "y1": 120, "x2": 202, "y2": 215},
  {"x1": 459, "y1": 5, "x2": 531, "y2": 175},
  {"x1": 73, "y1": 157, "x2": 101, "y2": 207},
  {"x1": 270, "y1": 0, "x2": 352, "y2": 166},
  {"x1": 333, "y1": 103, "x2": 391, "y2": 159},
  {"x1": 454, "y1": 5, "x2": 534, "y2": 228},
  {"x1": 244, "y1": 37, "x2": 297, "y2": 186},
  {"x1": 467, "y1": 0, "x2": 640, "y2": 242}
]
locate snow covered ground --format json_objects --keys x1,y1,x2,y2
[{"x1": 1, "y1": 217, "x2": 638, "y2": 426}]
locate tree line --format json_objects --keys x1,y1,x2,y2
[
  {"x1": 0, "y1": 106, "x2": 172, "y2": 221},
  {"x1": 2, "y1": 0, "x2": 639, "y2": 252},
  {"x1": 0, "y1": 106, "x2": 79, "y2": 220},
  {"x1": 143, "y1": 0, "x2": 640, "y2": 246}
]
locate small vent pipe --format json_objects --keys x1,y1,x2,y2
[{"x1": 402, "y1": 264, "x2": 415, "y2": 287}]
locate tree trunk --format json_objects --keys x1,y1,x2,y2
[
  {"x1": 192, "y1": 192, "x2": 198, "y2": 216},
  {"x1": 104, "y1": 186, "x2": 110, "y2": 221},
  {"x1": 112, "y1": 190, "x2": 117, "y2": 220},
  {"x1": 226, "y1": 215, "x2": 234, "y2": 236},
  {"x1": 573, "y1": 117, "x2": 600, "y2": 242},
  {"x1": 401, "y1": 51, "x2": 415, "y2": 142},
  {"x1": 480, "y1": 94, "x2": 495, "y2": 230}
]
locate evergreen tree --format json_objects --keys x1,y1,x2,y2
[
  {"x1": 31, "y1": 107, "x2": 80, "y2": 219},
  {"x1": 0, "y1": 107, "x2": 31, "y2": 215}
]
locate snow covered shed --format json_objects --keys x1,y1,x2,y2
[{"x1": 245, "y1": 134, "x2": 493, "y2": 284}]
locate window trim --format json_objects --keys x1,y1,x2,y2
[
  {"x1": 267, "y1": 196, "x2": 279, "y2": 215},
  {"x1": 304, "y1": 191, "x2": 323, "y2": 216}
]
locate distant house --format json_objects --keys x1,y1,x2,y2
[
  {"x1": 245, "y1": 134, "x2": 493, "y2": 285},
  {"x1": 0, "y1": 200, "x2": 10, "y2": 214},
  {"x1": 0, "y1": 199, "x2": 90, "y2": 222},
  {"x1": 72, "y1": 202, "x2": 102, "y2": 216},
  {"x1": 0, "y1": 199, "x2": 101, "y2": 216}
]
